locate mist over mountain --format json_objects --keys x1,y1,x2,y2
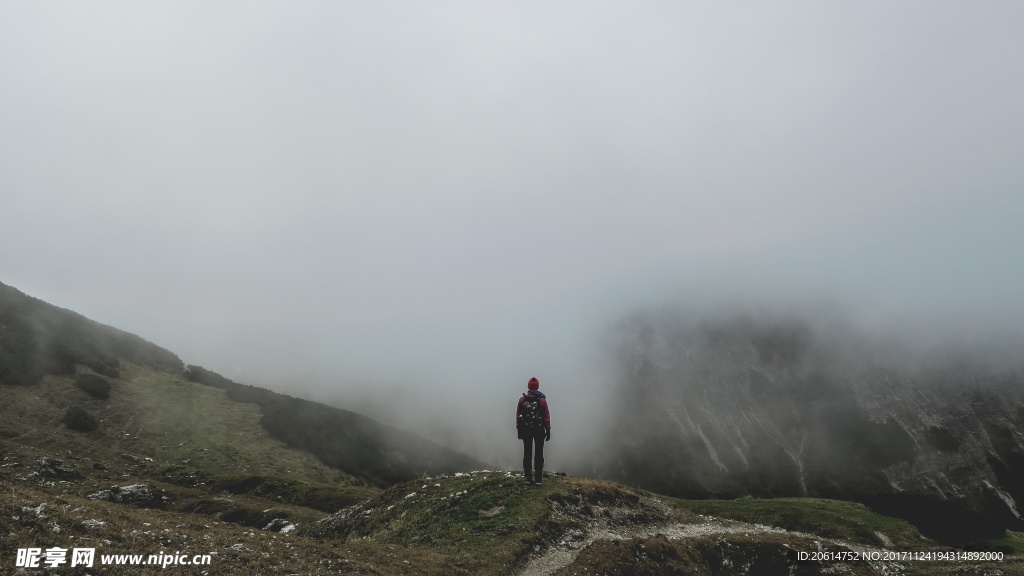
[
  {"x1": 3, "y1": 2, "x2": 1024, "y2": 571},
  {"x1": 0, "y1": 282, "x2": 184, "y2": 385},
  {"x1": 182, "y1": 365, "x2": 483, "y2": 485},
  {"x1": 7, "y1": 274, "x2": 1024, "y2": 568},
  {"x1": 580, "y1": 308, "x2": 1024, "y2": 543},
  {"x1": 0, "y1": 280, "x2": 482, "y2": 485}
]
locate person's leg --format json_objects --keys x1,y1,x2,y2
[
  {"x1": 522, "y1": 436, "x2": 534, "y2": 484},
  {"x1": 533, "y1": 433, "x2": 545, "y2": 485}
]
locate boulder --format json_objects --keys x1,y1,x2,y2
[
  {"x1": 263, "y1": 518, "x2": 296, "y2": 532},
  {"x1": 35, "y1": 457, "x2": 83, "y2": 480},
  {"x1": 87, "y1": 484, "x2": 166, "y2": 507}
]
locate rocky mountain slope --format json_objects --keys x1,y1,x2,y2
[{"x1": 592, "y1": 312, "x2": 1024, "y2": 544}]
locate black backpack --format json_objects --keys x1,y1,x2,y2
[{"x1": 517, "y1": 393, "x2": 544, "y2": 429}]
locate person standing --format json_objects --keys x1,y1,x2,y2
[{"x1": 516, "y1": 377, "x2": 551, "y2": 485}]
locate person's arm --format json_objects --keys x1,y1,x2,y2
[{"x1": 541, "y1": 398, "x2": 551, "y2": 439}]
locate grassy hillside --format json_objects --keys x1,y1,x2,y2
[
  {"x1": 0, "y1": 364, "x2": 376, "y2": 574},
  {"x1": 3, "y1": 366, "x2": 1023, "y2": 574},
  {"x1": 1, "y1": 280, "x2": 484, "y2": 487},
  {"x1": 674, "y1": 497, "x2": 926, "y2": 549},
  {"x1": 1, "y1": 363, "x2": 358, "y2": 483},
  {"x1": 184, "y1": 364, "x2": 485, "y2": 485},
  {"x1": 0, "y1": 281, "x2": 183, "y2": 386},
  {"x1": 3, "y1": 281, "x2": 1024, "y2": 574}
]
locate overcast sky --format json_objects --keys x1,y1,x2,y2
[{"x1": 3, "y1": 2, "x2": 1022, "y2": 464}]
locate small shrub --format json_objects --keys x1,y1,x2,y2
[
  {"x1": 42, "y1": 347, "x2": 77, "y2": 375},
  {"x1": 86, "y1": 361, "x2": 119, "y2": 379},
  {"x1": 63, "y1": 406, "x2": 98, "y2": 432},
  {"x1": 75, "y1": 373, "x2": 112, "y2": 399}
]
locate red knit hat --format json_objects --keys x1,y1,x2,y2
[{"x1": 528, "y1": 377, "x2": 539, "y2": 390}]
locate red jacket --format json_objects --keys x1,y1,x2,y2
[{"x1": 516, "y1": 390, "x2": 551, "y2": 429}]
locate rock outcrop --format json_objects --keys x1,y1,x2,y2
[{"x1": 88, "y1": 484, "x2": 167, "y2": 507}]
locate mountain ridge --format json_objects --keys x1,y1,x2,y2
[
  {"x1": 0, "y1": 279, "x2": 483, "y2": 485},
  {"x1": 0, "y1": 281, "x2": 183, "y2": 385}
]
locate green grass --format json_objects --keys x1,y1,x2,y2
[
  {"x1": 1, "y1": 364, "x2": 359, "y2": 487},
  {"x1": 183, "y1": 472, "x2": 376, "y2": 512},
  {"x1": 309, "y1": 471, "x2": 564, "y2": 573},
  {"x1": 977, "y1": 530, "x2": 1024, "y2": 555},
  {"x1": 111, "y1": 367, "x2": 359, "y2": 484},
  {"x1": 669, "y1": 496, "x2": 932, "y2": 549},
  {"x1": 307, "y1": 471, "x2": 686, "y2": 575}
]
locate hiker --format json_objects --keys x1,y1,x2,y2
[{"x1": 516, "y1": 377, "x2": 551, "y2": 485}]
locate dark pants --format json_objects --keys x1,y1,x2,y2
[{"x1": 522, "y1": 429, "x2": 545, "y2": 482}]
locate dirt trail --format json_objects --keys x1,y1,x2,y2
[
  {"x1": 517, "y1": 515, "x2": 789, "y2": 576},
  {"x1": 516, "y1": 495, "x2": 898, "y2": 576}
]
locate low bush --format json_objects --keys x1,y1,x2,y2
[
  {"x1": 75, "y1": 373, "x2": 111, "y2": 399},
  {"x1": 63, "y1": 406, "x2": 98, "y2": 432}
]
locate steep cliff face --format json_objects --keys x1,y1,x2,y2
[{"x1": 594, "y1": 313, "x2": 1024, "y2": 542}]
